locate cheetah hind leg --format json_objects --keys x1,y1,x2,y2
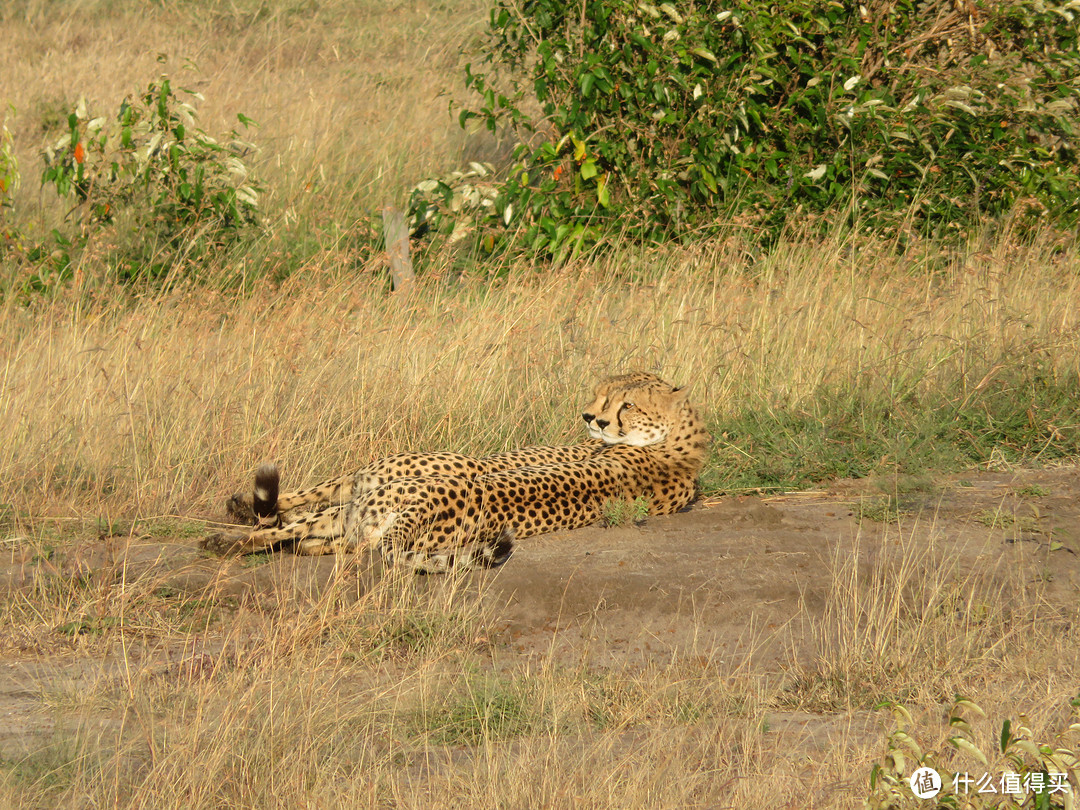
[{"x1": 208, "y1": 502, "x2": 349, "y2": 555}]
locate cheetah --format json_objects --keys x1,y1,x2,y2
[
  {"x1": 227, "y1": 371, "x2": 672, "y2": 526},
  {"x1": 207, "y1": 374, "x2": 708, "y2": 572}
]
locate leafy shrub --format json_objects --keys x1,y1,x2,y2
[
  {"x1": 0, "y1": 112, "x2": 18, "y2": 249},
  {"x1": 419, "y1": 0, "x2": 1080, "y2": 256},
  {"x1": 40, "y1": 77, "x2": 261, "y2": 280},
  {"x1": 408, "y1": 160, "x2": 501, "y2": 251},
  {"x1": 0, "y1": 115, "x2": 16, "y2": 208},
  {"x1": 19, "y1": 230, "x2": 76, "y2": 298},
  {"x1": 866, "y1": 695, "x2": 1080, "y2": 809}
]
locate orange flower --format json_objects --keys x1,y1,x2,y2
[
  {"x1": 553, "y1": 165, "x2": 564, "y2": 181},
  {"x1": 74, "y1": 142, "x2": 85, "y2": 164}
]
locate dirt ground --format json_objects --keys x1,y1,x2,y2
[{"x1": 2, "y1": 466, "x2": 1078, "y2": 763}]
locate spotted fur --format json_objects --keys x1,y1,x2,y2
[
  {"x1": 226, "y1": 442, "x2": 606, "y2": 525},
  {"x1": 226, "y1": 373, "x2": 660, "y2": 524}
]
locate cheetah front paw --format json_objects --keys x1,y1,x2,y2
[{"x1": 200, "y1": 531, "x2": 250, "y2": 555}]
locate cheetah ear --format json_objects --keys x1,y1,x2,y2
[{"x1": 670, "y1": 385, "x2": 691, "y2": 403}]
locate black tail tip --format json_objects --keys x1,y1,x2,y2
[
  {"x1": 252, "y1": 463, "x2": 280, "y2": 518},
  {"x1": 485, "y1": 528, "x2": 515, "y2": 568}
]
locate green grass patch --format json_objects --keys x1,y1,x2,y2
[
  {"x1": 357, "y1": 608, "x2": 477, "y2": 660},
  {"x1": 239, "y1": 552, "x2": 274, "y2": 569},
  {"x1": 139, "y1": 519, "x2": 207, "y2": 539},
  {"x1": 972, "y1": 510, "x2": 1042, "y2": 536},
  {"x1": 709, "y1": 364, "x2": 1080, "y2": 493},
  {"x1": 0, "y1": 738, "x2": 85, "y2": 805},
  {"x1": 600, "y1": 495, "x2": 650, "y2": 527},
  {"x1": 55, "y1": 615, "x2": 121, "y2": 638},
  {"x1": 411, "y1": 675, "x2": 539, "y2": 746},
  {"x1": 854, "y1": 497, "x2": 909, "y2": 525}
]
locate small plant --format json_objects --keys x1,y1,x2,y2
[
  {"x1": 29, "y1": 544, "x2": 56, "y2": 565},
  {"x1": 239, "y1": 551, "x2": 273, "y2": 568},
  {"x1": 855, "y1": 496, "x2": 908, "y2": 525},
  {"x1": 96, "y1": 517, "x2": 130, "y2": 537},
  {"x1": 40, "y1": 76, "x2": 261, "y2": 281},
  {"x1": 1015, "y1": 484, "x2": 1051, "y2": 498},
  {"x1": 585, "y1": 676, "x2": 642, "y2": 730},
  {"x1": 601, "y1": 495, "x2": 651, "y2": 527},
  {"x1": 975, "y1": 509, "x2": 1015, "y2": 530},
  {"x1": 139, "y1": 519, "x2": 206, "y2": 539},
  {"x1": 974, "y1": 509, "x2": 1042, "y2": 536},
  {"x1": 56, "y1": 614, "x2": 121, "y2": 638},
  {"x1": 0, "y1": 109, "x2": 20, "y2": 252},
  {"x1": 866, "y1": 695, "x2": 1080, "y2": 809},
  {"x1": 363, "y1": 608, "x2": 470, "y2": 658}
]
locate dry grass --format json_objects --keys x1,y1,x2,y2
[
  {"x1": 1, "y1": 519, "x2": 1075, "y2": 808},
  {"x1": 2, "y1": 234, "x2": 1078, "y2": 524},
  {"x1": 1, "y1": 0, "x2": 491, "y2": 233},
  {"x1": 785, "y1": 521, "x2": 1055, "y2": 711},
  {"x1": 1, "y1": 1, "x2": 1079, "y2": 807}
]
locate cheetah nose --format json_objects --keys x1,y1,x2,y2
[
  {"x1": 595, "y1": 418, "x2": 610, "y2": 429},
  {"x1": 582, "y1": 412, "x2": 594, "y2": 423}
]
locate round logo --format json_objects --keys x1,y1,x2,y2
[{"x1": 909, "y1": 767, "x2": 942, "y2": 799}]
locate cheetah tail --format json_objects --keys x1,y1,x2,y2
[
  {"x1": 484, "y1": 527, "x2": 515, "y2": 568},
  {"x1": 252, "y1": 463, "x2": 280, "y2": 520}
]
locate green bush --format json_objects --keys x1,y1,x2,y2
[
  {"x1": 866, "y1": 696, "x2": 1080, "y2": 809},
  {"x1": 0, "y1": 116, "x2": 16, "y2": 206},
  {"x1": 0, "y1": 112, "x2": 18, "y2": 249},
  {"x1": 40, "y1": 77, "x2": 261, "y2": 281},
  {"x1": 421, "y1": 0, "x2": 1080, "y2": 256}
]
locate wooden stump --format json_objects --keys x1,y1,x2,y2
[{"x1": 381, "y1": 206, "x2": 415, "y2": 291}]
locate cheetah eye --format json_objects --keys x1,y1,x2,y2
[{"x1": 623, "y1": 401, "x2": 635, "y2": 410}]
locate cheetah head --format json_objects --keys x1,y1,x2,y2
[
  {"x1": 582, "y1": 372, "x2": 673, "y2": 442},
  {"x1": 582, "y1": 375, "x2": 689, "y2": 446}
]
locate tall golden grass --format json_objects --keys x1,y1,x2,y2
[
  {"x1": 2, "y1": 233, "x2": 1078, "y2": 526},
  {"x1": 1, "y1": 0, "x2": 490, "y2": 233}
]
